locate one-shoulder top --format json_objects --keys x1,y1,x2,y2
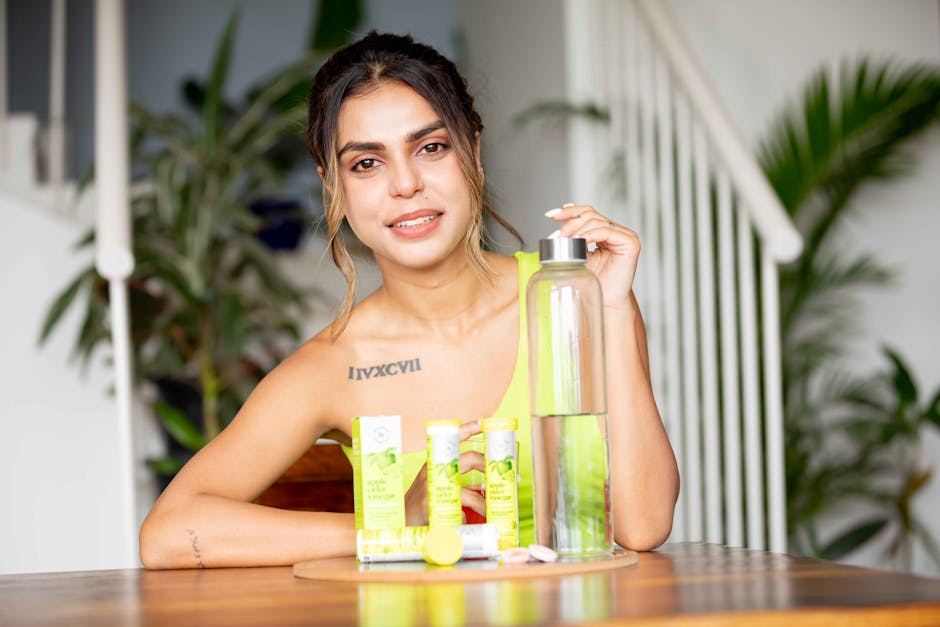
[{"x1": 342, "y1": 251, "x2": 540, "y2": 545}]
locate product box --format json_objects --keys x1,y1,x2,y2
[
  {"x1": 352, "y1": 415, "x2": 405, "y2": 530},
  {"x1": 482, "y1": 417, "x2": 520, "y2": 549},
  {"x1": 425, "y1": 420, "x2": 463, "y2": 527}
]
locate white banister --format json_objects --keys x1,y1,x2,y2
[
  {"x1": 563, "y1": 0, "x2": 598, "y2": 204},
  {"x1": 636, "y1": 0, "x2": 801, "y2": 263},
  {"x1": 564, "y1": 0, "x2": 800, "y2": 552},
  {"x1": 637, "y1": 20, "x2": 665, "y2": 411},
  {"x1": 49, "y1": 0, "x2": 67, "y2": 209},
  {"x1": 654, "y1": 49, "x2": 684, "y2": 542},
  {"x1": 738, "y1": 201, "x2": 766, "y2": 550},
  {"x1": 693, "y1": 121, "x2": 722, "y2": 545},
  {"x1": 761, "y1": 252, "x2": 787, "y2": 553},
  {"x1": 622, "y1": 1, "x2": 642, "y2": 297},
  {"x1": 717, "y1": 171, "x2": 743, "y2": 548},
  {"x1": 94, "y1": 0, "x2": 136, "y2": 567},
  {"x1": 675, "y1": 92, "x2": 703, "y2": 542}
]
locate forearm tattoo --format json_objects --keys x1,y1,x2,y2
[
  {"x1": 347, "y1": 357, "x2": 421, "y2": 381},
  {"x1": 186, "y1": 529, "x2": 205, "y2": 568}
]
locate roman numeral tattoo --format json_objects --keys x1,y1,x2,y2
[{"x1": 347, "y1": 358, "x2": 422, "y2": 381}]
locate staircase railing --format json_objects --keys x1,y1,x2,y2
[{"x1": 564, "y1": 0, "x2": 802, "y2": 553}]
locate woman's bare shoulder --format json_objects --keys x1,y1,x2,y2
[{"x1": 272, "y1": 325, "x2": 360, "y2": 394}]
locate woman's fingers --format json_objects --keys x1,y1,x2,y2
[
  {"x1": 545, "y1": 203, "x2": 642, "y2": 305},
  {"x1": 461, "y1": 485, "x2": 486, "y2": 518},
  {"x1": 459, "y1": 450, "x2": 485, "y2": 474},
  {"x1": 547, "y1": 205, "x2": 634, "y2": 240},
  {"x1": 459, "y1": 420, "x2": 482, "y2": 441},
  {"x1": 408, "y1": 421, "x2": 485, "y2": 525},
  {"x1": 404, "y1": 464, "x2": 429, "y2": 526}
]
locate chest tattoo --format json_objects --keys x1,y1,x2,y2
[{"x1": 347, "y1": 357, "x2": 422, "y2": 381}]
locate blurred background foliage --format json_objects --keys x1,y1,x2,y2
[
  {"x1": 39, "y1": 0, "x2": 363, "y2": 477},
  {"x1": 757, "y1": 57, "x2": 940, "y2": 566}
]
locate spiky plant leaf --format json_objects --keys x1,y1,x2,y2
[
  {"x1": 884, "y1": 346, "x2": 918, "y2": 406},
  {"x1": 38, "y1": 268, "x2": 95, "y2": 345},
  {"x1": 153, "y1": 401, "x2": 207, "y2": 452},
  {"x1": 513, "y1": 101, "x2": 611, "y2": 129},
  {"x1": 820, "y1": 518, "x2": 890, "y2": 560},
  {"x1": 202, "y1": 11, "x2": 239, "y2": 154}
]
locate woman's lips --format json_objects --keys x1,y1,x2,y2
[{"x1": 387, "y1": 210, "x2": 443, "y2": 238}]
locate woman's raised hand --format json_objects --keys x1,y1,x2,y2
[
  {"x1": 546, "y1": 204, "x2": 641, "y2": 309},
  {"x1": 403, "y1": 420, "x2": 486, "y2": 525}
]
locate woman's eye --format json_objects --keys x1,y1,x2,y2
[
  {"x1": 352, "y1": 158, "x2": 377, "y2": 172},
  {"x1": 421, "y1": 142, "x2": 449, "y2": 155}
]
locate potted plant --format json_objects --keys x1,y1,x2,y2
[
  {"x1": 39, "y1": 3, "x2": 362, "y2": 480},
  {"x1": 757, "y1": 58, "x2": 940, "y2": 560}
]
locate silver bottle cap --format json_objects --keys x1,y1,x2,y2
[{"x1": 539, "y1": 237, "x2": 587, "y2": 263}]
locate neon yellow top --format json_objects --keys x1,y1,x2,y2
[{"x1": 342, "y1": 251, "x2": 540, "y2": 545}]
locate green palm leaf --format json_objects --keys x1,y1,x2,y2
[
  {"x1": 202, "y1": 11, "x2": 239, "y2": 155},
  {"x1": 760, "y1": 56, "x2": 940, "y2": 554},
  {"x1": 38, "y1": 268, "x2": 95, "y2": 345},
  {"x1": 820, "y1": 518, "x2": 890, "y2": 560},
  {"x1": 883, "y1": 346, "x2": 918, "y2": 406},
  {"x1": 760, "y1": 58, "x2": 940, "y2": 222}
]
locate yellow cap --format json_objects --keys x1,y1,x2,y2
[
  {"x1": 481, "y1": 417, "x2": 518, "y2": 432},
  {"x1": 425, "y1": 419, "x2": 462, "y2": 428},
  {"x1": 423, "y1": 527, "x2": 463, "y2": 566}
]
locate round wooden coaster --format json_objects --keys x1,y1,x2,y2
[{"x1": 293, "y1": 549, "x2": 637, "y2": 583}]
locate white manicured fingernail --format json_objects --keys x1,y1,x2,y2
[
  {"x1": 544, "y1": 208, "x2": 562, "y2": 218},
  {"x1": 548, "y1": 229, "x2": 561, "y2": 239},
  {"x1": 562, "y1": 203, "x2": 575, "y2": 208}
]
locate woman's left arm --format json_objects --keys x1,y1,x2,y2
[{"x1": 548, "y1": 204, "x2": 679, "y2": 551}]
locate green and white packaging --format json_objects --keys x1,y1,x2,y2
[
  {"x1": 352, "y1": 415, "x2": 405, "y2": 530},
  {"x1": 426, "y1": 420, "x2": 463, "y2": 527}
]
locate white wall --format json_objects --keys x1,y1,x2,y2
[
  {"x1": 0, "y1": 191, "x2": 125, "y2": 574},
  {"x1": 457, "y1": 0, "x2": 571, "y2": 251}
]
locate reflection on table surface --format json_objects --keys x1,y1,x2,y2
[
  {"x1": 2, "y1": 543, "x2": 940, "y2": 626},
  {"x1": 357, "y1": 572, "x2": 618, "y2": 626}
]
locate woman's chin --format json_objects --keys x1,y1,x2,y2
[{"x1": 378, "y1": 241, "x2": 467, "y2": 273}]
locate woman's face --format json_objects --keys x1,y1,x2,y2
[{"x1": 335, "y1": 80, "x2": 475, "y2": 271}]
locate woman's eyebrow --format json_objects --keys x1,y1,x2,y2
[
  {"x1": 337, "y1": 121, "x2": 447, "y2": 159},
  {"x1": 406, "y1": 120, "x2": 446, "y2": 143},
  {"x1": 337, "y1": 140, "x2": 382, "y2": 158}
]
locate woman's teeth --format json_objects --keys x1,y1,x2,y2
[{"x1": 392, "y1": 215, "x2": 437, "y2": 228}]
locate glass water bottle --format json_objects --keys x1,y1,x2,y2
[{"x1": 526, "y1": 237, "x2": 613, "y2": 558}]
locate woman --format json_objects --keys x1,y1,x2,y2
[{"x1": 139, "y1": 31, "x2": 678, "y2": 569}]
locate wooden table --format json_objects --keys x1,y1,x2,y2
[{"x1": 3, "y1": 543, "x2": 940, "y2": 625}]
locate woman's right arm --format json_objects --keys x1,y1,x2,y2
[{"x1": 139, "y1": 347, "x2": 354, "y2": 569}]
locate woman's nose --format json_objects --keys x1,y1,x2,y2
[{"x1": 389, "y1": 160, "x2": 423, "y2": 198}]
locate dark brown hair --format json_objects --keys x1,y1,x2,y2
[{"x1": 307, "y1": 31, "x2": 522, "y2": 339}]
